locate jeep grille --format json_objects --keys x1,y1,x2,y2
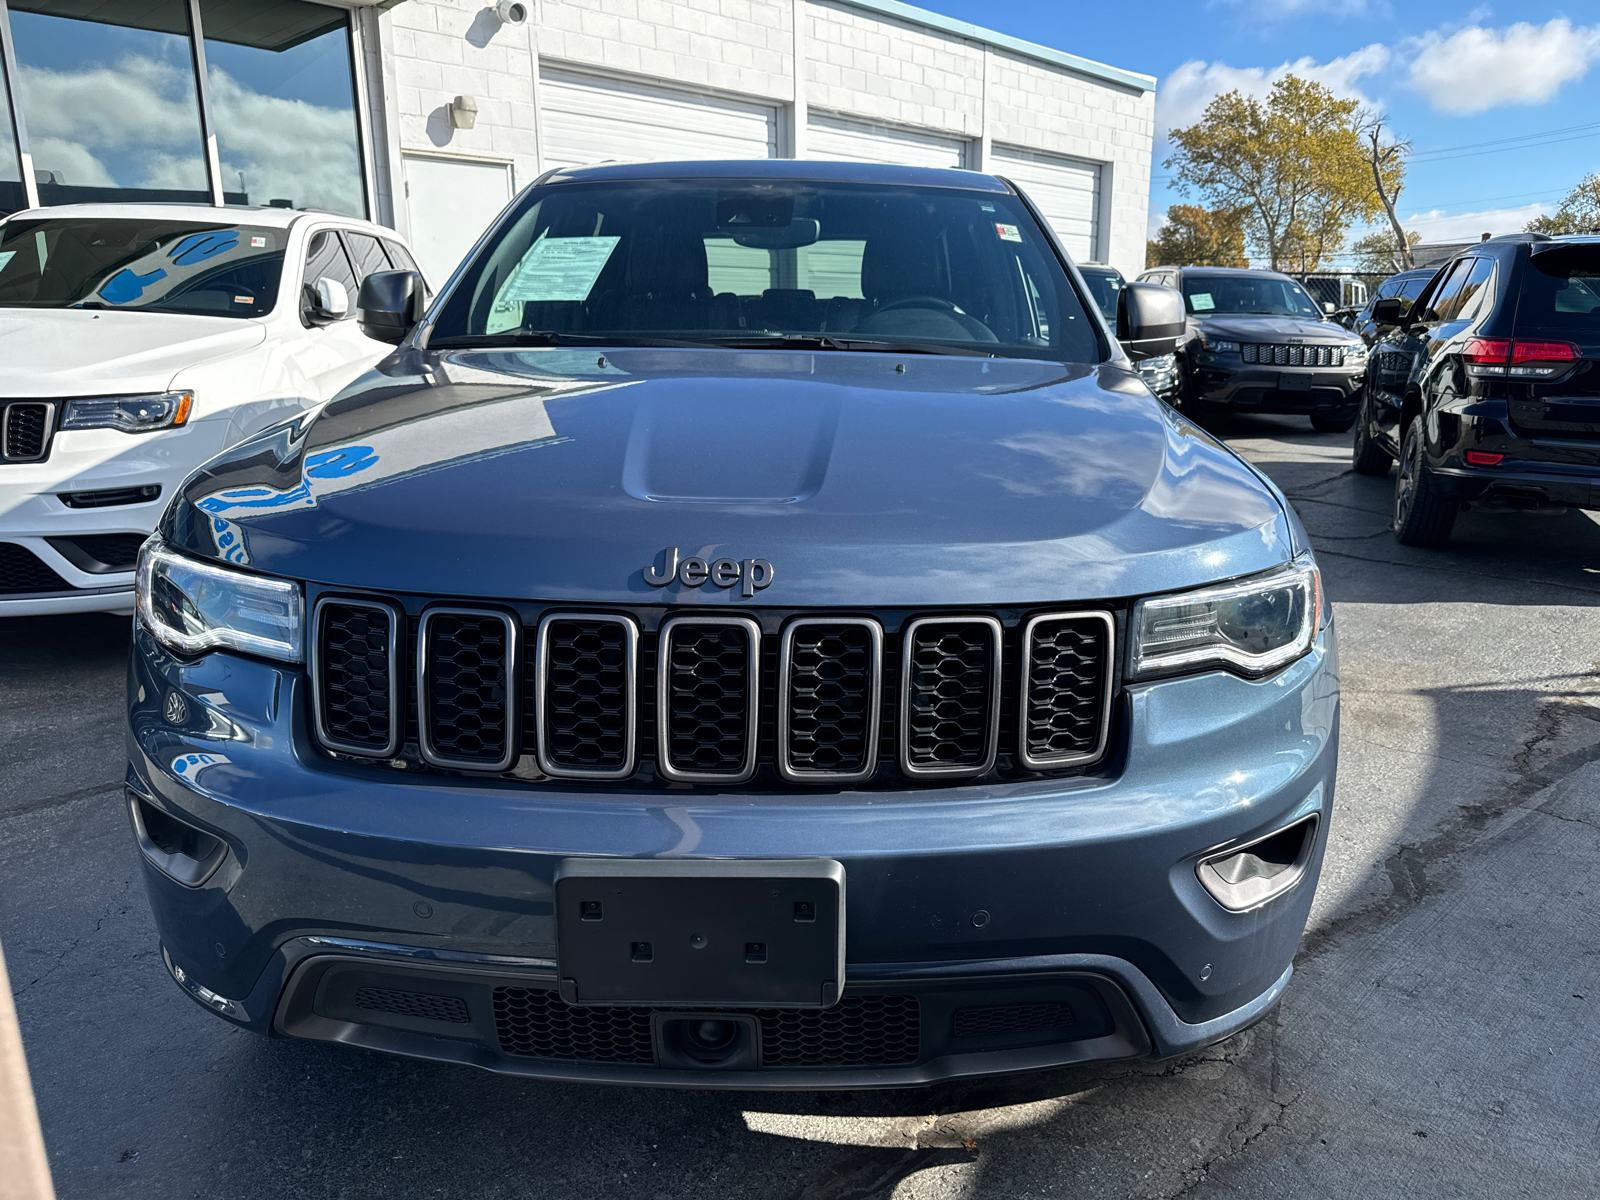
[{"x1": 311, "y1": 601, "x2": 1116, "y2": 788}]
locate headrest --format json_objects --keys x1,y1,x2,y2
[
  {"x1": 627, "y1": 235, "x2": 708, "y2": 297},
  {"x1": 860, "y1": 229, "x2": 946, "y2": 302}
]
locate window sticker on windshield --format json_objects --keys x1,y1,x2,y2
[
  {"x1": 979, "y1": 202, "x2": 996, "y2": 212},
  {"x1": 0, "y1": 251, "x2": 13, "y2": 274},
  {"x1": 250, "y1": 236, "x2": 267, "y2": 248},
  {"x1": 504, "y1": 235, "x2": 621, "y2": 302},
  {"x1": 1190, "y1": 292, "x2": 1215, "y2": 311},
  {"x1": 995, "y1": 223, "x2": 1022, "y2": 243}
]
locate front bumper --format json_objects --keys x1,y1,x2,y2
[
  {"x1": 1187, "y1": 357, "x2": 1363, "y2": 414},
  {"x1": 126, "y1": 620, "x2": 1339, "y2": 1086},
  {"x1": 1, "y1": 418, "x2": 231, "y2": 615}
]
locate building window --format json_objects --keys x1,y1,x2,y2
[
  {"x1": 199, "y1": 0, "x2": 364, "y2": 216},
  {"x1": 5, "y1": 0, "x2": 211, "y2": 205},
  {"x1": 0, "y1": 57, "x2": 21, "y2": 213}
]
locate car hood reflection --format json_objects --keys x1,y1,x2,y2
[{"x1": 166, "y1": 347, "x2": 1294, "y2": 605}]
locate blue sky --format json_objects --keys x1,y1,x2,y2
[{"x1": 916, "y1": 0, "x2": 1600, "y2": 253}]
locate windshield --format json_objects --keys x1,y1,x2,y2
[
  {"x1": 0, "y1": 218, "x2": 285, "y2": 317},
  {"x1": 1182, "y1": 274, "x2": 1323, "y2": 318},
  {"x1": 430, "y1": 179, "x2": 1104, "y2": 362},
  {"x1": 1079, "y1": 268, "x2": 1123, "y2": 321}
]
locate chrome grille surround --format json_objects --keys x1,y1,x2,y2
[
  {"x1": 311, "y1": 597, "x2": 404, "y2": 758},
  {"x1": 776, "y1": 617, "x2": 884, "y2": 784},
  {"x1": 417, "y1": 606, "x2": 520, "y2": 772},
  {"x1": 534, "y1": 613, "x2": 639, "y2": 780},
  {"x1": 897, "y1": 615, "x2": 1003, "y2": 779},
  {"x1": 1017, "y1": 611, "x2": 1115, "y2": 770},
  {"x1": 655, "y1": 615, "x2": 762, "y2": 784},
  {"x1": 1, "y1": 401, "x2": 56, "y2": 463}
]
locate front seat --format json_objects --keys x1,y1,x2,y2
[
  {"x1": 592, "y1": 235, "x2": 727, "y2": 332},
  {"x1": 849, "y1": 229, "x2": 996, "y2": 341}
]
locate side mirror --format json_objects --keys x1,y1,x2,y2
[
  {"x1": 313, "y1": 277, "x2": 349, "y2": 319},
  {"x1": 1322, "y1": 302, "x2": 1336, "y2": 313},
  {"x1": 1370, "y1": 297, "x2": 1406, "y2": 327},
  {"x1": 1116, "y1": 281, "x2": 1185, "y2": 360},
  {"x1": 356, "y1": 270, "x2": 426, "y2": 344}
]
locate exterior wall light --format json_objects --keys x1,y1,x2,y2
[
  {"x1": 449, "y1": 95, "x2": 479, "y2": 130},
  {"x1": 495, "y1": 0, "x2": 528, "y2": 24}
]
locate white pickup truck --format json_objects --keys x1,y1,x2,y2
[{"x1": 0, "y1": 203, "x2": 426, "y2": 616}]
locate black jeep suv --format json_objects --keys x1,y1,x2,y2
[
  {"x1": 1138, "y1": 265, "x2": 1369, "y2": 432},
  {"x1": 1356, "y1": 233, "x2": 1600, "y2": 546}
]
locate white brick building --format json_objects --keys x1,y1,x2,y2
[{"x1": 0, "y1": 0, "x2": 1155, "y2": 279}]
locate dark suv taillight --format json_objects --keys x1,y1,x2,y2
[{"x1": 1464, "y1": 338, "x2": 1579, "y2": 378}]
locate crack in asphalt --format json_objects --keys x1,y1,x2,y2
[
  {"x1": 1162, "y1": 1093, "x2": 1304, "y2": 1200},
  {"x1": 17, "y1": 867, "x2": 136, "y2": 998}
]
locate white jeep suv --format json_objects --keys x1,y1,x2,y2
[{"x1": 0, "y1": 204, "x2": 426, "y2": 616}]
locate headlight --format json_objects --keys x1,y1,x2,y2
[
  {"x1": 135, "y1": 538, "x2": 302, "y2": 661},
  {"x1": 60, "y1": 391, "x2": 194, "y2": 434},
  {"x1": 1342, "y1": 342, "x2": 1368, "y2": 367},
  {"x1": 1131, "y1": 555, "x2": 1321, "y2": 679},
  {"x1": 1201, "y1": 338, "x2": 1239, "y2": 353}
]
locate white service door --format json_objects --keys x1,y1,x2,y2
[
  {"x1": 539, "y1": 69, "x2": 778, "y2": 169},
  {"x1": 403, "y1": 154, "x2": 515, "y2": 285},
  {"x1": 990, "y1": 146, "x2": 1102, "y2": 262},
  {"x1": 805, "y1": 113, "x2": 968, "y2": 168}
]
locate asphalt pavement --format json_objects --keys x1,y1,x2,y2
[{"x1": 4, "y1": 411, "x2": 1599, "y2": 1199}]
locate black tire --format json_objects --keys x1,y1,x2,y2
[
  {"x1": 1393, "y1": 420, "x2": 1457, "y2": 547},
  {"x1": 1351, "y1": 394, "x2": 1393, "y2": 476},
  {"x1": 1310, "y1": 413, "x2": 1355, "y2": 434}
]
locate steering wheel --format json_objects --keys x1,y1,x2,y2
[{"x1": 858, "y1": 296, "x2": 999, "y2": 342}]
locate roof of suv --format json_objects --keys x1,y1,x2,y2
[
  {"x1": 544, "y1": 158, "x2": 1012, "y2": 192},
  {"x1": 1151, "y1": 266, "x2": 1295, "y2": 281},
  {"x1": 0, "y1": 203, "x2": 398, "y2": 236}
]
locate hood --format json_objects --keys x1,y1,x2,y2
[
  {"x1": 1189, "y1": 313, "x2": 1350, "y2": 342},
  {"x1": 167, "y1": 348, "x2": 1295, "y2": 607},
  {"x1": 0, "y1": 308, "x2": 265, "y2": 395}
]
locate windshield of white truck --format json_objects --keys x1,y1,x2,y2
[
  {"x1": 429, "y1": 178, "x2": 1106, "y2": 363},
  {"x1": 0, "y1": 218, "x2": 285, "y2": 317}
]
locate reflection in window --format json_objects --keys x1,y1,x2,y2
[
  {"x1": 7, "y1": 0, "x2": 210, "y2": 204},
  {"x1": 200, "y1": 0, "x2": 363, "y2": 216},
  {"x1": 0, "y1": 64, "x2": 21, "y2": 212}
]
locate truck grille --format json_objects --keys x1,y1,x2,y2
[
  {"x1": 491, "y1": 987, "x2": 919, "y2": 1067},
  {"x1": 1, "y1": 402, "x2": 55, "y2": 463},
  {"x1": 1242, "y1": 343, "x2": 1344, "y2": 367},
  {"x1": 312, "y1": 601, "x2": 1117, "y2": 787}
]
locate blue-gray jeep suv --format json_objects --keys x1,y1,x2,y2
[{"x1": 126, "y1": 161, "x2": 1338, "y2": 1088}]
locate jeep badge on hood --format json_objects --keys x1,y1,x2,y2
[{"x1": 644, "y1": 547, "x2": 774, "y2": 596}]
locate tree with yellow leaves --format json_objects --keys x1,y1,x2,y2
[
  {"x1": 1146, "y1": 204, "x2": 1249, "y2": 268},
  {"x1": 1166, "y1": 76, "x2": 1400, "y2": 272}
]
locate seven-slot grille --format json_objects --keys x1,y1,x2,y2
[
  {"x1": 1, "y1": 402, "x2": 55, "y2": 463},
  {"x1": 313, "y1": 603, "x2": 1116, "y2": 783},
  {"x1": 1241, "y1": 343, "x2": 1345, "y2": 367}
]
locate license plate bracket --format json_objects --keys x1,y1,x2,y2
[
  {"x1": 1278, "y1": 372, "x2": 1313, "y2": 391},
  {"x1": 554, "y1": 858, "x2": 845, "y2": 1007}
]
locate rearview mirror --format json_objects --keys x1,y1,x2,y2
[
  {"x1": 1116, "y1": 281, "x2": 1185, "y2": 360},
  {"x1": 356, "y1": 270, "x2": 426, "y2": 344},
  {"x1": 731, "y1": 218, "x2": 820, "y2": 249}
]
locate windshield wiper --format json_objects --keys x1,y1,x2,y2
[
  {"x1": 699, "y1": 333, "x2": 993, "y2": 357},
  {"x1": 428, "y1": 330, "x2": 718, "y2": 349}
]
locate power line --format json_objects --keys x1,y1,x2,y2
[{"x1": 1408, "y1": 119, "x2": 1600, "y2": 160}]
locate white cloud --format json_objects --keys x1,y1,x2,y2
[
  {"x1": 1398, "y1": 203, "x2": 1552, "y2": 243},
  {"x1": 1156, "y1": 44, "x2": 1390, "y2": 138},
  {"x1": 15, "y1": 55, "x2": 360, "y2": 212},
  {"x1": 1409, "y1": 19, "x2": 1600, "y2": 115}
]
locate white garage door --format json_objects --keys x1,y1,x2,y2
[
  {"x1": 539, "y1": 69, "x2": 777, "y2": 170},
  {"x1": 806, "y1": 112, "x2": 968, "y2": 169},
  {"x1": 991, "y1": 145, "x2": 1101, "y2": 262},
  {"x1": 403, "y1": 154, "x2": 515, "y2": 285}
]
